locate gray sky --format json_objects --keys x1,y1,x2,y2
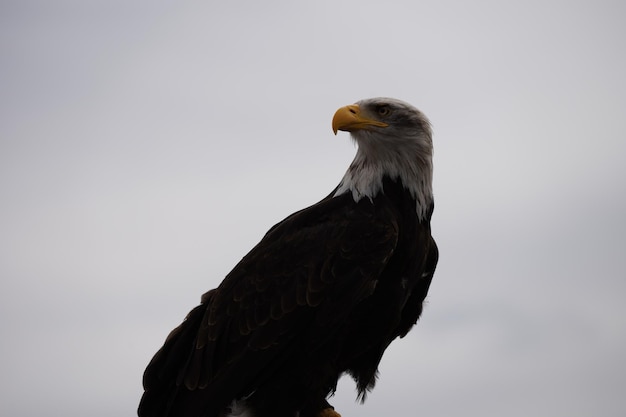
[{"x1": 1, "y1": 1, "x2": 625, "y2": 416}]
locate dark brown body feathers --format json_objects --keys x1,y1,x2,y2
[{"x1": 139, "y1": 175, "x2": 437, "y2": 417}]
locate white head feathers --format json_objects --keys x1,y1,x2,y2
[{"x1": 332, "y1": 97, "x2": 434, "y2": 220}]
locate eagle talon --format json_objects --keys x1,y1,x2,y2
[{"x1": 317, "y1": 408, "x2": 341, "y2": 417}]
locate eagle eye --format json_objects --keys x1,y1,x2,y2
[{"x1": 376, "y1": 105, "x2": 391, "y2": 117}]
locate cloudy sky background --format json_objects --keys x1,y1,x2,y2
[{"x1": 1, "y1": 1, "x2": 625, "y2": 416}]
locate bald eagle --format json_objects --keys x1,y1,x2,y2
[{"x1": 139, "y1": 98, "x2": 438, "y2": 417}]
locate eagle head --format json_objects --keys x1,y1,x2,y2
[
  {"x1": 332, "y1": 97, "x2": 432, "y2": 151},
  {"x1": 331, "y1": 97, "x2": 434, "y2": 219}
]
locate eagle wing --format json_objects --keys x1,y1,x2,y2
[{"x1": 140, "y1": 194, "x2": 399, "y2": 416}]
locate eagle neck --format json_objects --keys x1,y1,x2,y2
[{"x1": 333, "y1": 141, "x2": 433, "y2": 221}]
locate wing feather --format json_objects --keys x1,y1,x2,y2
[{"x1": 140, "y1": 195, "x2": 400, "y2": 416}]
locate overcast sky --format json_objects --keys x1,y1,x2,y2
[{"x1": 1, "y1": 1, "x2": 625, "y2": 416}]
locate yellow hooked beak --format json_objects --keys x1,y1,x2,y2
[{"x1": 332, "y1": 104, "x2": 389, "y2": 135}]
